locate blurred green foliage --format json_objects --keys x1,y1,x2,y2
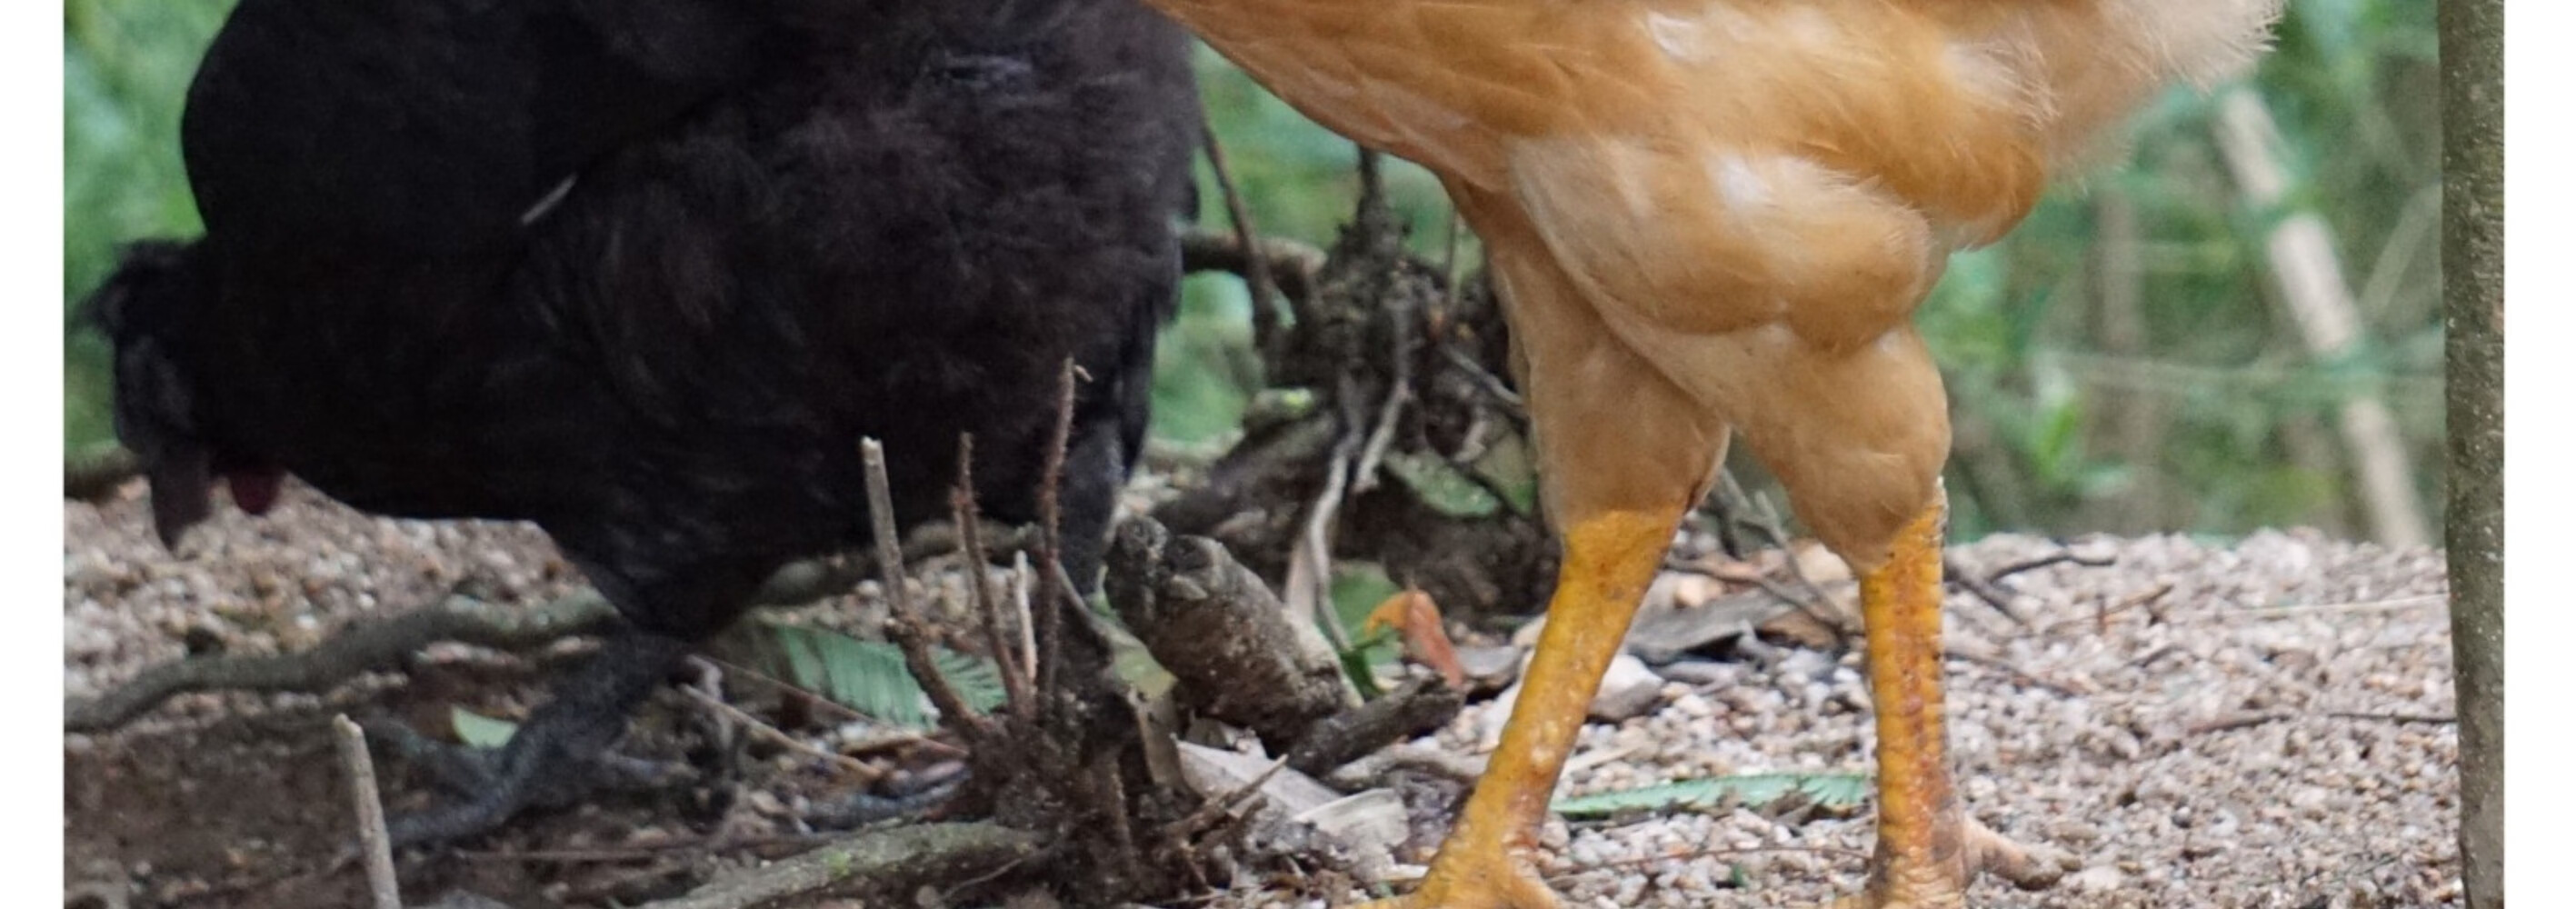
[
  {"x1": 63, "y1": 0, "x2": 2440, "y2": 544},
  {"x1": 64, "y1": 0, "x2": 232, "y2": 447}
]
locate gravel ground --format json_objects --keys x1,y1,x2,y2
[{"x1": 65, "y1": 479, "x2": 2461, "y2": 908}]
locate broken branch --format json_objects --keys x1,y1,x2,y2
[
  {"x1": 630, "y1": 823, "x2": 1043, "y2": 909},
  {"x1": 1203, "y1": 123, "x2": 1286, "y2": 355},
  {"x1": 1178, "y1": 228, "x2": 1326, "y2": 306},
  {"x1": 954, "y1": 434, "x2": 1033, "y2": 717},
  {"x1": 1284, "y1": 676, "x2": 1465, "y2": 776},
  {"x1": 67, "y1": 549, "x2": 887, "y2": 734},
  {"x1": 66, "y1": 592, "x2": 614, "y2": 732},
  {"x1": 675, "y1": 680, "x2": 878, "y2": 783},
  {"x1": 331, "y1": 714, "x2": 402, "y2": 909},
  {"x1": 860, "y1": 437, "x2": 990, "y2": 737},
  {"x1": 1033, "y1": 359, "x2": 1080, "y2": 700}
]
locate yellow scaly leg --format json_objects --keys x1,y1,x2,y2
[
  {"x1": 1837, "y1": 490, "x2": 2064, "y2": 909},
  {"x1": 1359, "y1": 506, "x2": 1684, "y2": 909}
]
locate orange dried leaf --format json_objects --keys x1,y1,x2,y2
[{"x1": 1362, "y1": 589, "x2": 1467, "y2": 691}]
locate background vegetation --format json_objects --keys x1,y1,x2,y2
[{"x1": 63, "y1": 0, "x2": 2442, "y2": 546}]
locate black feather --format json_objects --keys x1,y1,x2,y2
[{"x1": 90, "y1": 0, "x2": 1202, "y2": 841}]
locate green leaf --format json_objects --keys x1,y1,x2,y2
[
  {"x1": 749, "y1": 623, "x2": 1008, "y2": 729},
  {"x1": 449, "y1": 706, "x2": 521, "y2": 750},
  {"x1": 1466, "y1": 430, "x2": 1541, "y2": 516},
  {"x1": 1327, "y1": 564, "x2": 1405, "y2": 695},
  {"x1": 1329, "y1": 563, "x2": 1404, "y2": 644},
  {"x1": 1550, "y1": 773, "x2": 1871, "y2": 820},
  {"x1": 1384, "y1": 451, "x2": 1503, "y2": 519}
]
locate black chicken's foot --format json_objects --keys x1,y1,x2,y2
[
  {"x1": 365, "y1": 718, "x2": 692, "y2": 803},
  {"x1": 804, "y1": 765, "x2": 971, "y2": 828},
  {"x1": 375, "y1": 633, "x2": 695, "y2": 848}
]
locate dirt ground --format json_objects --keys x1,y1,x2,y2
[{"x1": 65, "y1": 479, "x2": 2461, "y2": 908}]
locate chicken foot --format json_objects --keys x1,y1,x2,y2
[
  {"x1": 370, "y1": 632, "x2": 696, "y2": 848},
  {"x1": 1832, "y1": 494, "x2": 2067, "y2": 909}
]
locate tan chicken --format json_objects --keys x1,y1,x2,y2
[{"x1": 1139, "y1": 2, "x2": 2282, "y2": 906}]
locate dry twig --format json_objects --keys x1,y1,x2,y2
[
  {"x1": 1349, "y1": 312, "x2": 1413, "y2": 497},
  {"x1": 68, "y1": 545, "x2": 892, "y2": 734},
  {"x1": 1944, "y1": 549, "x2": 2113, "y2": 630},
  {"x1": 331, "y1": 715, "x2": 402, "y2": 909},
  {"x1": 452, "y1": 833, "x2": 841, "y2": 864},
  {"x1": 1943, "y1": 645, "x2": 2094, "y2": 697},
  {"x1": 629, "y1": 823, "x2": 1043, "y2": 909},
  {"x1": 1283, "y1": 676, "x2": 1464, "y2": 776},
  {"x1": 1203, "y1": 123, "x2": 1286, "y2": 355},
  {"x1": 1178, "y1": 228, "x2": 1326, "y2": 305},
  {"x1": 1033, "y1": 359, "x2": 1081, "y2": 699},
  {"x1": 954, "y1": 435, "x2": 1033, "y2": 717},
  {"x1": 861, "y1": 438, "x2": 991, "y2": 738},
  {"x1": 1284, "y1": 389, "x2": 1365, "y2": 653},
  {"x1": 67, "y1": 592, "x2": 614, "y2": 732},
  {"x1": 1986, "y1": 548, "x2": 2119, "y2": 584},
  {"x1": 674, "y1": 680, "x2": 877, "y2": 782},
  {"x1": 2188, "y1": 710, "x2": 2458, "y2": 736},
  {"x1": 1712, "y1": 473, "x2": 1851, "y2": 638},
  {"x1": 2096, "y1": 582, "x2": 2175, "y2": 634}
]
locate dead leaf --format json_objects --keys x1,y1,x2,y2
[
  {"x1": 1672, "y1": 554, "x2": 1771, "y2": 584},
  {"x1": 1363, "y1": 589, "x2": 1467, "y2": 691},
  {"x1": 1790, "y1": 540, "x2": 1853, "y2": 585},
  {"x1": 1666, "y1": 573, "x2": 1726, "y2": 609},
  {"x1": 1759, "y1": 606, "x2": 1845, "y2": 649}
]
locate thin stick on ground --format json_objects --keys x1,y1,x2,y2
[
  {"x1": 630, "y1": 823, "x2": 1044, "y2": 909},
  {"x1": 1714, "y1": 472, "x2": 1850, "y2": 637},
  {"x1": 953, "y1": 434, "x2": 1033, "y2": 717},
  {"x1": 2187, "y1": 709, "x2": 2459, "y2": 736},
  {"x1": 1985, "y1": 549, "x2": 2119, "y2": 584},
  {"x1": 331, "y1": 714, "x2": 402, "y2": 909},
  {"x1": 675, "y1": 681, "x2": 879, "y2": 782},
  {"x1": 1167, "y1": 754, "x2": 1293, "y2": 844},
  {"x1": 2089, "y1": 582, "x2": 2175, "y2": 635},
  {"x1": 1285, "y1": 377, "x2": 1367, "y2": 653},
  {"x1": 1033, "y1": 359, "x2": 1080, "y2": 699},
  {"x1": 1436, "y1": 347, "x2": 1524, "y2": 414},
  {"x1": 453, "y1": 832, "x2": 843, "y2": 864},
  {"x1": 68, "y1": 554, "x2": 877, "y2": 734},
  {"x1": 67, "y1": 592, "x2": 614, "y2": 732},
  {"x1": 1349, "y1": 310, "x2": 1413, "y2": 497},
  {"x1": 1942, "y1": 645, "x2": 2094, "y2": 698},
  {"x1": 861, "y1": 437, "x2": 990, "y2": 738},
  {"x1": 1011, "y1": 551, "x2": 1037, "y2": 680},
  {"x1": 1943, "y1": 557, "x2": 2036, "y2": 629},
  {"x1": 1177, "y1": 228, "x2": 1325, "y2": 305},
  {"x1": 1284, "y1": 676, "x2": 1465, "y2": 775}
]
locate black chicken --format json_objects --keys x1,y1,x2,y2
[{"x1": 85, "y1": 0, "x2": 1202, "y2": 844}]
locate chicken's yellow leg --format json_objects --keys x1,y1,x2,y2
[
  {"x1": 1839, "y1": 489, "x2": 2062, "y2": 909},
  {"x1": 1362, "y1": 505, "x2": 1683, "y2": 909}
]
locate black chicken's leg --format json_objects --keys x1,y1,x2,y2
[
  {"x1": 1056, "y1": 416, "x2": 1133, "y2": 598},
  {"x1": 380, "y1": 631, "x2": 694, "y2": 847}
]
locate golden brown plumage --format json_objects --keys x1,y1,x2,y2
[{"x1": 1143, "y1": 2, "x2": 2281, "y2": 906}]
